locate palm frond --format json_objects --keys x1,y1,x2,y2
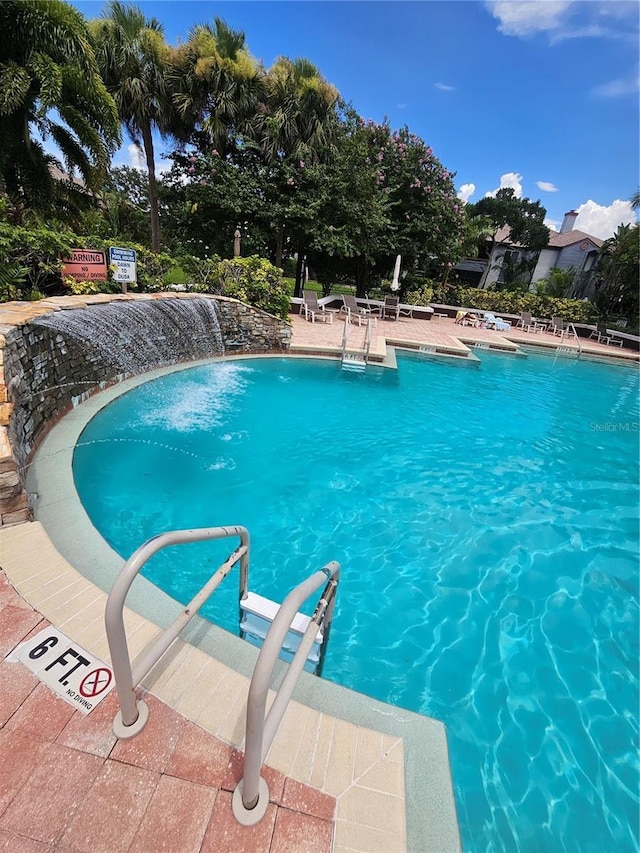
[{"x1": 0, "y1": 62, "x2": 31, "y2": 115}]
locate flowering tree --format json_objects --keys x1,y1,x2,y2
[{"x1": 306, "y1": 115, "x2": 465, "y2": 296}]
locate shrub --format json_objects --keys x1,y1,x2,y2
[
  {"x1": 219, "y1": 256, "x2": 290, "y2": 319},
  {"x1": 405, "y1": 284, "x2": 434, "y2": 307},
  {"x1": 428, "y1": 284, "x2": 598, "y2": 323},
  {"x1": 177, "y1": 254, "x2": 222, "y2": 291}
]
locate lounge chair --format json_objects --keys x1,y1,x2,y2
[
  {"x1": 340, "y1": 294, "x2": 373, "y2": 326},
  {"x1": 455, "y1": 310, "x2": 481, "y2": 327},
  {"x1": 302, "y1": 290, "x2": 332, "y2": 323},
  {"x1": 382, "y1": 295, "x2": 400, "y2": 321},
  {"x1": 484, "y1": 312, "x2": 511, "y2": 331}
]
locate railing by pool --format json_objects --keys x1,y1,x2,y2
[{"x1": 104, "y1": 524, "x2": 340, "y2": 825}]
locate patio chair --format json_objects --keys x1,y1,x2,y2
[
  {"x1": 340, "y1": 294, "x2": 373, "y2": 326},
  {"x1": 588, "y1": 323, "x2": 623, "y2": 347},
  {"x1": 588, "y1": 322, "x2": 609, "y2": 343},
  {"x1": 302, "y1": 290, "x2": 332, "y2": 324},
  {"x1": 383, "y1": 295, "x2": 400, "y2": 321},
  {"x1": 484, "y1": 312, "x2": 511, "y2": 331},
  {"x1": 516, "y1": 311, "x2": 536, "y2": 332},
  {"x1": 549, "y1": 317, "x2": 566, "y2": 336}
]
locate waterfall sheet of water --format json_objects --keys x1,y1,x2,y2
[{"x1": 32, "y1": 298, "x2": 225, "y2": 374}]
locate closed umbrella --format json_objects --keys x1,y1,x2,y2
[{"x1": 391, "y1": 254, "x2": 401, "y2": 291}]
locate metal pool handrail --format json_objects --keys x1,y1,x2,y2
[
  {"x1": 232, "y1": 561, "x2": 340, "y2": 826},
  {"x1": 364, "y1": 317, "x2": 373, "y2": 364},
  {"x1": 105, "y1": 525, "x2": 249, "y2": 738}
]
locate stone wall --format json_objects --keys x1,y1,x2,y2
[{"x1": 0, "y1": 293, "x2": 291, "y2": 526}]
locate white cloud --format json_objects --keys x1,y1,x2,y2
[
  {"x1": 485, "y1": 0, "x2": 638, "y2": 42},
  {"x1": 536, "y1": 181, "x2": 558, "y2": 192},
  {"x1": 433, "y1": 82, "x2": 455, "y2": 92},
  {"x1": 485, "y1": 172, "x2": 523, "y2": 198},
  {"x1": 574, "y1": 199, "x2": 635, "y2": 240},
  {"x1": 544, "y1": 217, "x2": 561, "y2": 231},
  {"x1": 123, "y1": 143, "x2": 173, "y2": 175},
  {"x1": 128, "y1": 143, "x2": 146, "y2": 171},
  {"x1": 592, "y1": 74, "x2": 640, "y2": 98},
  {"x1": 486, "y1": 1, "x2": 572, "y2": 37},
  {"x1": 457, "y1": 183, "x2": 476, "y2": 203}
]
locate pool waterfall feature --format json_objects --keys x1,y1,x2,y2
[{"x1": 0, "y1": 294, "x2": 291, "y2": 525}]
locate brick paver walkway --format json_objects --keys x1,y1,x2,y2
[{"x1": 0, "y1": 572, "x2": 335, "y2": 853}]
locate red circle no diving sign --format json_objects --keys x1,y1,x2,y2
[{"x1": 79, "y1": 667, "x2": 113, "y2": 697}]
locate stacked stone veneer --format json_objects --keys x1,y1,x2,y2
[{"x1": 0, "y1": 293, "x2": 290, "y2": 526}]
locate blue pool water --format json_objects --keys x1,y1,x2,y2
[{"x1": 73, "y1": 352, "x2": 640, "y2": 852}]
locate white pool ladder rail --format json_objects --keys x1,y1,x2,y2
[{"x1": 103, "y1": 524, "x2": 340, "y2": 826}]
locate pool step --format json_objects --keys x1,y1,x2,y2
[
  {"x1": 239, "y1": 591, "x2": 324, "y2": 673},
  {"x1": 341, "y1": 353, "x2": 367, "y2": 371}
]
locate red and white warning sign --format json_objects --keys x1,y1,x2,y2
[{"x1": 13, "y1": 628, "x2": 114, "y2": 715}]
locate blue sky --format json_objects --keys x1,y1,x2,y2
[{"x1": 71, "y1": 0, "x2": 639, "y2": 239}]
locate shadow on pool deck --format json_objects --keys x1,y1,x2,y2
[{"x1": 0, "y1": 571, "x2": 335, "y2": 853}]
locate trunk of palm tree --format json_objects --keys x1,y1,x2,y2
[
  {"x1": 294, "y1": 250, "x2": 305, "y2": 298},
  {"x1": 141, "y1": 121, "x2": 161, "y2": 252}
]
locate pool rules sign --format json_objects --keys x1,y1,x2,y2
[
  {"x1": 109, "y1": 246, "x2": 137, "y2": 284},
  {"x1": 13, "y1": 627, "x2": 114, "y2": 714}
]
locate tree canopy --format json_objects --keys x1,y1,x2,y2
[{"x1": 0, "y1": 0, "x2": 120, "y2": 217}]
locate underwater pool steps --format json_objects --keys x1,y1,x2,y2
[{"x1": 104, "y1": 524, "x2": 340, "y2": 825}]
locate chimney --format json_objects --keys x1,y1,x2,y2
[{"x1": 560, "y1": 210, "x2": 578, "y2": 233}]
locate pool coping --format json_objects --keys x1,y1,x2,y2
[{"x1": 16, "y1": 353, "x2": 461, "y2": 853}]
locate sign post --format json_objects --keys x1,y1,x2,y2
[{"x1": 109, "y1": 246, "x2": 137, "y2": 294}]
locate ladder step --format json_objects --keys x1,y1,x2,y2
[
  {"x1": 240, "y1": 592, "x2": 323, "y2": 671},
  {"x1": 240, "y1": 592, "x2": 323, "y2": 642},
  {"x1": 341, "y1": 356, "x2": 366, "y2": 371}
]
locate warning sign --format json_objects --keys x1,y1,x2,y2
[
  {"x1": 13, "y1": 628, "x2": 114, "y2": 714},
  {"x1": 61, "y1": 248, "x2": 108, "y2": 282}
]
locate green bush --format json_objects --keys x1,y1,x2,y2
[
  {"x1": 423, "y1": 284, "x2": 598, "y2": 323},
  {"x1": 405, "y1": 284, "x2": 434, "y2": 307},
  {"x1": 177, "y1": 254, "x2": 222, "y2": 291},
  {"x1": 219, "y1": 256, "x2": 290, "y2": 319},
  {"x1": 0, "y1": 223, "x2": 178, "y2": 299}
]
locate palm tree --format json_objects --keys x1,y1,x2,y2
[
  {"x1": 170, "y1": 17, "x2": 264, "y2": 155},
  {"x1": 255, "y1": 58, "x2": 340, "y2": 274},
  {"x1": 258, "y1": 57, "x2": 339, "y2": 166},
  {"x1": 91, "y1": 1, "x2": 177, "y2": 251},
  {"x1": 595, "y1": 222, "x2": 639, "y2": 325},
  {"x1": 630, "y1": 189, "x2": 640, "y2": 210},
  {"x1": 0, "y1": 0, "x2": 120, "y2": 217}
]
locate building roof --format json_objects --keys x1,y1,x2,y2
[
  {"x1": 454, "y1": 259, "x2": 486, "y2": 273},
  {"x1": 49, "y1": 164, "x2": 87, "y2": 189},
  {"x1": 547, "y1": 229, "x2": 603, "y2": 249},
  {"x1": 491, "y1": 225, "x2": 602, "y2": 250}
]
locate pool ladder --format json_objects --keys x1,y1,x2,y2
[
  {"x1": 104, "y1": 525, "x2": 339, "y2": 826},
  {"x1": 341, "y1": 317, "x2": 373, "y2": 371}
]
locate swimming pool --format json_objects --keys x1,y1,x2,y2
[{"x1": 73, "y1": 351, "x2": 639, "y2": 852}]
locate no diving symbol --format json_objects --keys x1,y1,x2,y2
[{"x1": 79, "y1": 667, "x2": 113, "y2": 698}]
